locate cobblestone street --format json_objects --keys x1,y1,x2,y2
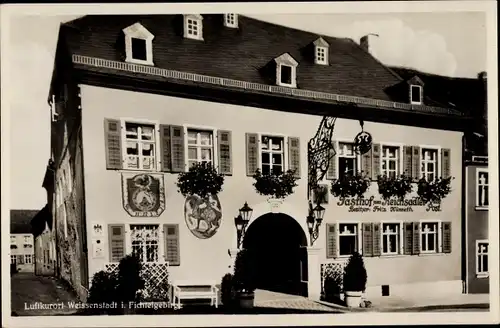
[
  {"x1": 254, "y1": 289, "x2": 341, "y2": 312},
  {"x1": 11, "y1": 273, "x2": 80, "y2": 316}
]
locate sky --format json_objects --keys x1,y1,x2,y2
[{"x1": 6, "y1": 11, "x2": 487, "y2": 210}]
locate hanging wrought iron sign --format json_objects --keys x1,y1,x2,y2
[
  {"x1": 307, "y1": 116, "x2": 337, "y2": 194},
  {"x1": 353, "y1": 120, "x2": 373, "y2": 155},
  {"x1": 122, "y1": 173, "x2": 165, "y2": 217}
]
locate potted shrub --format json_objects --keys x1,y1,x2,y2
[
  {"x1": 177, "y1": 162, "x2": 225, "y2": 200},
  {"x1": 252, "y1": 169, "x2": 298, "y2": 200},
  {"x1": 232, "y1": 249, "x2": 257, "y2": 309},
  {"x1": 221, "y1": 273, "x2": 237, "y2": 310},
  {"x1": 331, "y1": 172, "x2": 371, "y2": 199},
  {"x1": 417, "y1": 176, "x2": 453, "y2": 206},
  {"x1": 376, "y1": 174, "x2": 413, "y2": 201},
  {"x1": 343, "y1": 252, "x2": 367, "y2": 308}
]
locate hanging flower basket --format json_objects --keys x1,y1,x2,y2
[
  {"x1": 176, "y1": 162, "x2": 225, "y2": 199},
  {"x1": 417, "y1": 176, "x2": 453, "y2": 206},
  {"x1": 376, "y1": 174, "x2": 413, "y2": 201},
  {"x1": 331, "y1": 172, "x2": 371, "y2": 199},
  {"x1": 252, "y1": 169, "x2": 298, "y2": 199}
]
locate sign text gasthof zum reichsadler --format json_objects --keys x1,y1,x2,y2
[{"x1": 337, "y1": 196, "x2": 442, "y2": 212}]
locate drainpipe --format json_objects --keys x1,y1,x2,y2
[{"x1": 460, "y1": 133, "x2": 467, "y2": 294}]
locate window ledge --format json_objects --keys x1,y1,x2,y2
[
  {"x1": 475, "y1": 206, "x2": 488, "y2": 211},
  {"x1": 125, "y1": 58, "x2": 154, "y2": 66},
  {"x1": 476, "y1": 273, "x2": 489, "y2": 279},
  {"x1": 418, "y1": 252, "x2": 447, "y2": 257},
  {"x1": 379, "y1": 254, "x2": 405, "y2": 258}
]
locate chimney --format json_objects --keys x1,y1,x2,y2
[{"x1": 360, "y1": 33, "x2": 379, "y2": 53}]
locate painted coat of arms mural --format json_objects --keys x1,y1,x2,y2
[
  {"x1": 122, "y1": 173, "x2": 165, "y2": 217},
  {"x1": 184, "y1": 194, "x2": 222, "y2": 239}
]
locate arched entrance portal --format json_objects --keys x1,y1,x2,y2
[{"x1": 243, "y1": 213, "x2": 308, "y2": 296}]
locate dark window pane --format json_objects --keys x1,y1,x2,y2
[
  {"x1": 411, "y1": 86, "x2": 421, "y2": 103},
  {"x1": 339, "y1": 236, "x2": 356, "y2": 256},
  {"x1": 484, "y1": 255, "x2": 488, "y2": 272},
  {"x1": 281, "y1": 65, "x2": 292, "y2": 84},
  {"x1": 389, "y1": 235, "x2": 397, "y2": 253},
  {"x1": 262, "y1": 153, "x2": 270, "y2": 164},
  {"x1": 262, "y1": 164, "x2": 271, "y2": 175},
  {"x1": 272, "y1": 153, "x2": 282, "y2": 165},
  {"x1": 272, "y1": 165, "x2": 283, "y2": 175},
  {"x1": 339, "y1": 158, "x2": 356, "y2": 179},
  {"x1": 131, "y1": 38, "x2": 147, "y2": 61}
]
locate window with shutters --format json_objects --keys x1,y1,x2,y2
[
  {"x1": 476, "y1": 240, "x2": 489, "y2": 277},
  {"x1": 130, "y1": 225, "x2": 159, "y2": 263},
  {"x1": 476, "y1": 169, "x2": 489, "y2": 208},
  {"x1": 420, "y1": 221, "x2": 440, "y2": 253},
  {"x1": 123, "y1": 22, "x2": 154, "y2": 66},
  {"x1": 381, "y1": 223, "x2": 403, "y2": 255},
  {"x1": 261, "y1": 135, "x2": 285, "y2": 175},
  {"x1": 187, "y1": 129, "x2": 214, "y2": 168},
  {"x1": 224, "y1": 14, "x2": 238, "y2": 28},
  {"x1": 184, "y1": 14, "x2": 203, "y2": 40},
  {"x1": 337, "y1": 142, "x2": 360, "y2": 179},
  {"x1": 11, "y1": 255, "x2": 16, "y2": 264},
  {"x1": 338, "y1": 223, "x2": 360, "y2": 256},
  {"x1": 25, "y1": 254, "x2": 33, "y2": 264},
  {"x1": 122, "y1": 121, "x2": 159, "y2": 171},
  {"x1": 420, "y1": 147, "x2": 440, "y2": 181},
  {"x1": 381, "y1": 145, "x2": 402, "y2": 178}
]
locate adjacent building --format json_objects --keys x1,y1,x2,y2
[
  {"x1": 46, "y1": 14, "x2": 473, "y2": 302},
  {"x1": 392, "y1": 67, "x2": 489, "y2": 294},
  {"x1": 10, "y1": 210, "x2": 37, "y2": 272}
]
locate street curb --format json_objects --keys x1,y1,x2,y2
[
  {"x1": 376, "y1": 303, "x2": 490, "y2": 312},
  {"x1": 314, "y1": 300, "x2": 490, "y2": 313}
]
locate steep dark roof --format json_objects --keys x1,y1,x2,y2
[
  {"x1": 30, "y1": 205, "x2": 52, "y2": 237},
  {"x1": 391, "y1": 66, "x2": 488, "y2": 157},
  {"x1": 390, "y1": 66, "x2": 485, "y2": 115},
  {"x1": 10, "y1": 210, "x2": 39, "y2": 234},
  {"x1": 60, "y1": 14, "x2": 404, "y2": 101}
]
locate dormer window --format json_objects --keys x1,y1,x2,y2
[
  {"x1": 123, "y1": 23, "x2": 154, "y2": 66},
  {"x1": 410, "y1": 85, "x2": 423, "y2": 104},
  {"x1": 184, "y1": 14, "x2": 203, "y2": 40},
  {"x1": 224, "y1": 14, "x2": 238, "y2": 28},
  {"x1": 407, "y1": 76, "x2": 424, "y2": 105},
  {"x1": 313, "y1": 37, "x2": 329, "y2": 65},
  {"x1": 274, "y1": 53, "x2": 298, "y2": 88}
]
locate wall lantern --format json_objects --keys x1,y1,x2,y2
[
  {"x1": 307, "y1": 201, "x2": 325, "y2": 246},
  {"x1": 235, "y1": 201, "x2": 253, "y2": 249}
]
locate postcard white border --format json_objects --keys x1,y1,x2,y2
[{"x1": 1, "y1": 1, "x2": 498, "y2": 327}]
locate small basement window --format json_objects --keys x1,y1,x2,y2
[
  {"x1": 410, "y1": 85, "x2": 423, "y2": 104},
  {"x1": 131, "y1": 38, "x2": 147, "y2": 61}
]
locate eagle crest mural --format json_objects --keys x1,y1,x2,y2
[{"x1": 122, "y1": 173, "x2": 165, "y2": 217}]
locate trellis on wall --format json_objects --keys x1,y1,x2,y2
[
  {"x1": 104, "y1": 262, "x2": 170, "y2": 299},
  {"x1": 320, "y1": 260, "x2": 348, "y2": 295}
]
